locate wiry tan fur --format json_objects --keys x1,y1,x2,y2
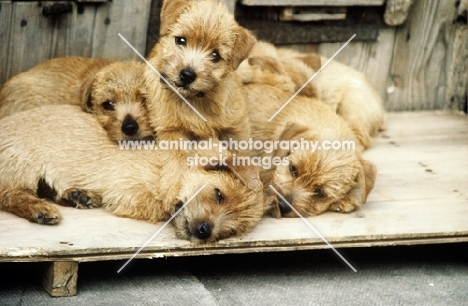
[
  {"x1": 0, "y1": 105, "x2": 264, "y2": 243},
  {"x1": 0, "y1": 57, "x2": 153, "y2": 142},
  {"x1": 238, "y1": 41, "x2": 386, "y2": 149},
  {"x1": 145, "y1": 0, "x2": 256, "y2": 143},
  {"x1": 243, "y1": 83, "x2": 377, "y2": 218}
]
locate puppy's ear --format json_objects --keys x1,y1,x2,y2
[
  {"x1": 357, "y1": 158, "x2": 377, "y2": 203},
  {"x1": 248, "y1": 56, "x2": 281, "y2": 74},
  {"x1": 226, "y1": 157, "x2": 263, "y2": 191},
  {"x1": 265, "y1": 195, "x2": 281, "y2": 219},
  {"x1": 275, "y1": 122, "x2": 310, "y2": 157},
  {"x1": 297, "y1": 54, "x2": 322, "y2": 71},
  {"x1": 160, "y1": 0, "x2": 189, "y2": 36},
  {"x1": 231, "y1": 27, "x2": 257, "y2": 70},
  {"x1": 79, "y1": 76, "x2": 95, "y2": 113}
]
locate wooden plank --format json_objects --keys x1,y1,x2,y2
[
  {"x1": 7, "y1": 2, "x2": 53, "y2": 79},
  {"x1": 238, "y1": 20, "x2": 380, "y2": 43},
  {"x1": 6, "y1": 1, "x2": 77, "y2": 80},
  {"x1": 44, "y1": 1, "x2": 75, "y2": 59},
  {"x1": 446, "y1": 25, "x2": 468, "y2": 112},
  {"x1": 67, "y1": 2, "x2": 97, "y2": 57},
  {"x1": 145, "y1": 0, "x2": 162, "y2": 56},
  {"x1": 0, "y1": 1, "x2": 12, "y2": 87},
  {"x1": 42, "y1": 261, "x2": 78, "y2": 297},
  {"x1": 241, "y1": 0, "x2": 385, "y2": 6},
  {"x1": 0, "y1": 111, "x2": 466, "y2": 263},
  {"x1": 91, "y1": 0, "x2": 152, "y2": 61},
  {"x1": 387, "y1": 0, "x2": 458, "y2": 111}
]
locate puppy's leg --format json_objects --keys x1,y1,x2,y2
[
  {"x1": 57, "y1": 188, "x2": 102, "y2": 209},
  {"x1": 0, "y1": 187, "x2": 62, "y2": 225}
]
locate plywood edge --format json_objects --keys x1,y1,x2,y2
[{"x1": 2, "y1": 232, "x2": 467, "y2": 263}]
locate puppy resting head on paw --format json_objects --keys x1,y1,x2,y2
[
  {"x1": 80, "y1": 61, "x2": 154, "y2": 142},
  {"x1": 172, "y1": 154, "x2": 263, "y2": 243},
  {"x1": 269, "y1": 123, "x2": 377, "y2": 217}
]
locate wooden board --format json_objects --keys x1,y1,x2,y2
[
  {"x1": 387, "y1": 0, "x2": 458, "y2": 111},
  {"x1": 1, "y1": 0, "x2": 151, "y2": 86},
  {"x1": 241, "y1": 0, "x2": 385, "y2": 6},
  {"x1": 0, "y1": 1, "x2": 12, "y2": 87},
  {"x1": 0, "y1": 111, "x2": 467, "y2": 263}
]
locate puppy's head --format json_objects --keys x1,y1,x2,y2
[
  {"x1": 80, "y1": 62, "x2": 154, "y2": 142},
  {"x1": 268, "y1": 123, "x2": 376, "y2": 217},
  {"x1": 172, "y1": 153, "x2": 263, "y2": 243},
  {"x1": 147, "y1": 0, "x2": 256, "y2": 98}
]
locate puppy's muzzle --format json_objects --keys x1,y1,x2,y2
[
  {"x1": 179, "y1": 67, "x2": 197, "y2": 86},
  {"x1": 121, "y1": 115, "x2": 139, "y2": 136},
  {"x1": 278, "y1": 195, "x2": 293, "y2": 215}
]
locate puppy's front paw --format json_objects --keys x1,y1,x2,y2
[
  {"x1": 329, "y1": 202, "x2": 358, "y2": 213},
  {"x1": 29, "y1": 205, "x2": 62, "y2": 225},
  {"x1": 59, "y1": 189, "x2": 102, "y2": 209}
]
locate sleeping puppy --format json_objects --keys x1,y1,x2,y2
[
  {"x1": 243, "y1": 82, "x2": 376, "y2": 217},
  {"x1": 238, "y1": 41, "x2": 386, "y2": 149}
]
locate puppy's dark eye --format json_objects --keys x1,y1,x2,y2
[
  {"x1": 211, "y1": 50, "x2": 221, "y2": 63},
  {"x1": 102, "y1": 101, "x2": 115, "y2": 111},
  {"x1": 289, "y1": 164, "x2": 298, "y2": 177},
  {"x1": 175, "y1": 201, "x2": 184, "y2": 211},
  {"x1": 314, "y1": 188, "x2": 327, "y2": 199},
  {"x1": 214, "y1": 188, "x2": 224, "y2": 204},
  {"x1": 175, "y1": 36, "x2": 187, "y2": 46}
]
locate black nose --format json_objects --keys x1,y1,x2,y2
[
  {"x1": 278, "y1": 196, "x2": 293, "y2": 215},
  {"x1": 179, "y1": 68, "x2": 197, "y2": 86},
  {"x1": 195, "y1": 222, "x2": 212, "y2": 240},
  {"x1": 121, "y1": 115, "x2": 139, "y2": 136}
]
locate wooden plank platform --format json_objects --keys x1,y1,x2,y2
[{"x1": 1, "y1": 111, "x2": 467, "y2": 264}]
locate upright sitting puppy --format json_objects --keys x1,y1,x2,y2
[
  {"x1": 145, "y1": 0, "x2": 257, "y2": 143},
  {"x1": 0, "y1": 57, "x2": 153, "y2": 142},
  {"x1": 0, "y1": 106, "x2": 264, "y2": 243}
]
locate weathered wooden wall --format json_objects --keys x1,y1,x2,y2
[
  {"x1": 283, "y1": 0, "x2": 467, "y2": 112},
  {"x1": 0, "y1": 0, "x2": 152, "y2": 87}
]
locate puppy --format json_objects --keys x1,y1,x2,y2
[
  {"x1": 145, "y1": 0, "x2": 257, "y2": 143},
  {"x1": 0, "y1": 57, "x2": 153, "y2": 142},
  {"x1": 243, "y1": 83, "x2": 377, "y2": 218},
  {"x1": 239, "y1": 41, "x2": 385, "y2": 149},
  {"x1": 276, "y1": 47, "x2": 386, "y2": 149},
  {"x1": 0, "y1": 105, "x2": 264, "y2": 243},
  {"x1": 237, "y1": 41, "x2": 321, "y2": 98}
]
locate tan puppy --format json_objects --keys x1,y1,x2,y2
[
  {"x1": 237, "y1": 41, "x2": 321, "y2": 98},
  {"x1": 0, "y1": 105, "x2": 264, "y2": 243},
  {"x1": 243, "y1": 83, "x2": 376, "y2": 218},
  {"x1": 276, "y1": 47, "x2": 386, "y2": 149},
  {"x1": 309, "y1": 56, "x2": 386, "y2": 149},
  {"x1": 238, "y1": 41, "x2": 385, "y2": 149},
  {"x1": 145, "y1": 0, "x2": 257, "y2": 143},
  {"x1": 0, "y1": 57, "x2": 153, "y2": 142}
]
